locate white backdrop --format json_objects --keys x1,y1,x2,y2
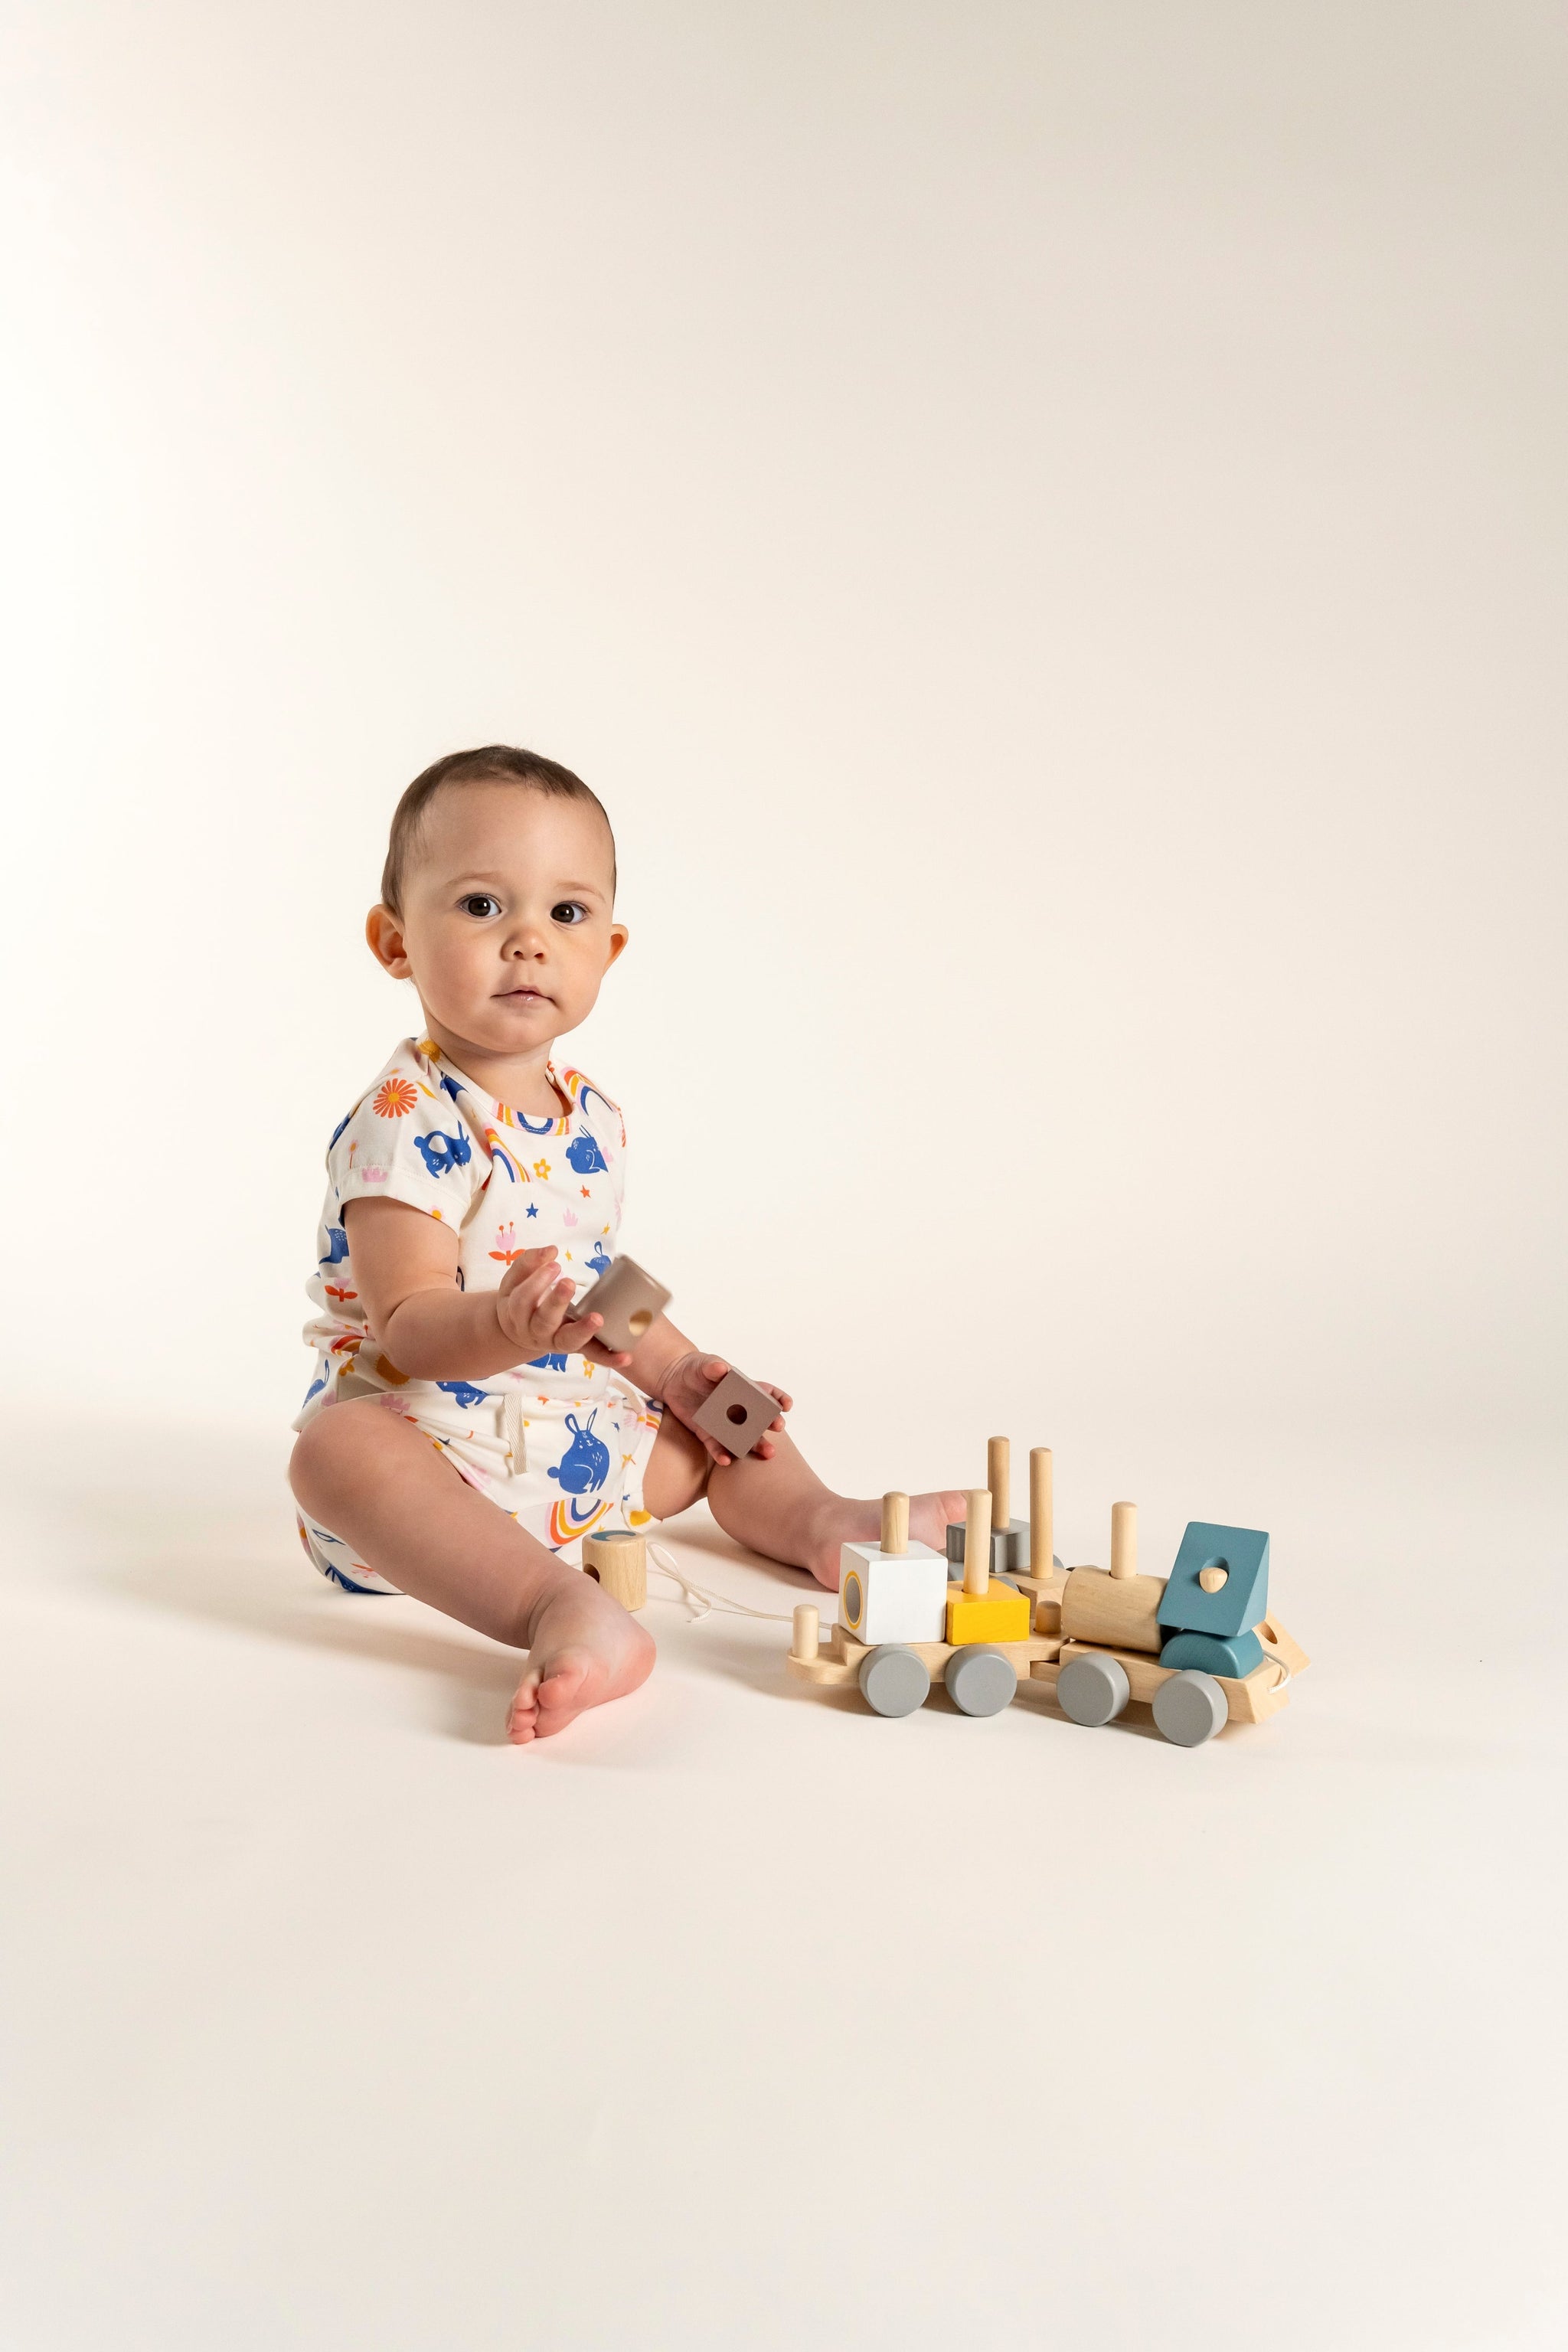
[
  {"x1": 5, "y1": 0, "x2": 1563, "y2": 1499},
  {"x1": 3, "y1": 9, "x2": 1566, "y2": 2350}
]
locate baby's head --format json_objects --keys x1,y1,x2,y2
[{"x1": 367, "y1": 746, "x2": 626, "y2": 1066}]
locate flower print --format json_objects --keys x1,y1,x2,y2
[
  {"x1": 362, "y1": 1166, "x2": 388, "y2": 1183},
  {"x1": 374, "y1": 1076, "x2": 419, "y2": 1119},
  {"x1": 532, "y1": 1158, "x2": 551, "y2": 1180},
  {"x1": 323, "y1": 1282, "x2": 358, "y2": 1303},
  {"x1": 562, "y1": 1209, "x2": 579, "y2": 1228},
  {"x1": 490, "y1": 1222, "x2": 522, "y2": 1264},
  {"x1": 348, "y1": 1141, "x2": 358, "y2": 1165}
]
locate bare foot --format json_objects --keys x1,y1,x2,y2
[
  {"x1": 508, "y1": 1576, "x2": 656, "y2": 1745},
  {"x1": 801, "y1": 1488, "x2": 967, "y2": 1590}
]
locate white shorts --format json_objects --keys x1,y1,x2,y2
[{"x1": 293, "y1": 1379, "x2": 665, "y2": 1595}]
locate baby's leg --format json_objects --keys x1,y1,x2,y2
[
  {"x1": 289, "y1": 1401, "x2": 654, "y2": 1744},
  {"x1": 642, "y1": 1413, "x2": 962, "y2": 1592}
]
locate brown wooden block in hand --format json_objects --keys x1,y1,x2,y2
[
  {"x1": 577, "y1": 1255, "x2": 672, "y2": 1351},
  {"x1": 691, "y1": 1369, "x2": 778, "y2": 1459},
  {"x1": 581, "y1": 1528, "x2": 648, "y2": 1609}
]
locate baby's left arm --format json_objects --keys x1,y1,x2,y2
[{"x1": 612, "y1": 1316, "x2": 792, "y2": 1468}]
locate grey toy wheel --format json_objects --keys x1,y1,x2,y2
[
  {"x1": 858, "y1": 1644, "x2": 931, "y2": 1718},
  {"x1": 1057, "y1": 1651, "x2": 1131, "y2": 1727},
  {"x1": 944, "y1": 1645, "x2": 1018, "y2": 1717},
  {"x1": 1152, "y1": 1669, "x2": 1227, "y2": 1747}
]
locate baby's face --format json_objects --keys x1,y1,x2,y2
[{"x1": 370, "y1": 782, "x2": 626, "y2": 1063}]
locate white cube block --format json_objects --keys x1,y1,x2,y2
[{"x1": 838, "y1": 1541, "x2": 948, "y2": 1646}]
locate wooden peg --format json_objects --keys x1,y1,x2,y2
[
  {"x1": 963, "y1": 1488, "x2": 992, "y2": 1596},
  {"x1": 1030, "y1": 1446, "x2": 1053, "y2": 1579},
  {"x1": 791, "y1": 1603, "x2": 820, "y2": 1663},
  {"x1": 1110, "y1": 1501, "x2": 1138, "y2": 1581},
  {"x1": 880, "y1": 1491, "x2": 910, "y2": 1556},
  {"x1": 987, "y1": 1436, "x2": 1010, "y2": 1532}
]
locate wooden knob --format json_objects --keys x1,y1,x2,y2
[
  {"x1": 963, "y1": 1487, "x2": 992, "y2": 1597},
  {"x1": 1110, "y1": 1501, "x2": 1137, "y2": 1581},
  {"x1": 791, "y1": 1603, "x2": 820, "y2": 1662},
  {"x1": 987, "y1": 1436, "x2": 1010, "y2": 1532},
  {"x1": 880, "y1": 1491, "x2": 910, "y2": 1556}
]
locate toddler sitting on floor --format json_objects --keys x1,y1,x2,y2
[{"x1": 289, "y1": 744, "x2": 961, "y2": 1742}]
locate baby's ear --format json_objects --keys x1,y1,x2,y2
[{"x1": 366, "y1": 905, "x2": 413, "y2": 978}]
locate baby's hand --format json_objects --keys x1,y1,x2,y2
[
  {"x1": 657, "y1": 1351, "x2": 792, "y2": 1467},
  {"x1": 495, "y1": 1247, "x2": 632, "y2": 1369}
]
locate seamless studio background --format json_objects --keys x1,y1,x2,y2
[{"x1": 2, "y1": 6, "x2": 1566, "y2": 2350}]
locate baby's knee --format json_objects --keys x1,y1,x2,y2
[{"x1": 288, "y1": 1402, "x2": 387, "y2": 1519}]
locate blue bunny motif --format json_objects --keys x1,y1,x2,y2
[
  {"x1": 414, "y1": 1130, "x2": 472, "y2": 1179},
  {"x1": 436, "y1": 1379, "x2": 489, "y2": 1410},
  {"x1": 527, "y1": 1351, "x2": 571, "y2": 1372},
  {"x1": 586, "y1": 1239, "x2": 612, "y2": 1277},
  {"x1": 548, "y1": 1410, "x2": 609, "y2": 1494},
  {"x1": 319, "y1": 1223, "x2": 349, "y2": 1266},
  {"x1": 566, "y1": 1132, "x2": 608, "y2": 1177},
  {"x1": 437, "y1": 1071, "x2": 466, "y2": 1102}
]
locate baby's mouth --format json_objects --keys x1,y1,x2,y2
[{"x1": 498, "y1": 985, "x2": 550, "y2": 1003}]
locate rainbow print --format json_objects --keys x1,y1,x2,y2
[
  {"x1": 549, "y1": 1492, "x2": 614, "y2": 1547},
  {"x1": 483, "y1": 1125, "x2": 527, "y2": 1183}
]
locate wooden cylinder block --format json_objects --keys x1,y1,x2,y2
[
  {"x1": 1030, "y1": 1447, "x2": 1053, "y2": 1578},
  {"x1": 581, "y1": 1528, "x2": 648, "y2": 1609},
  {"x1": 963, "y1": 1488, "x2": 992, "y2": 1596},
  {"x1": 988, "y1": 1436, "x2": 1011, "y2": 1532},
  {"x1": 881, "y1": 1490, "x2": 910, "y2": 1556},
  {"x1": 1060, "y1": 1566, "x2": 1167, "y2": 1654},
  {"x1": 791, "y1": 1603, "x2": 820, "y2": 1662},
  {"x1": 1110, "y1": 1501, "x2": 1138, "y2": 1580}
]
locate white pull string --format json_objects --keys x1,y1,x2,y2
[{"x1": 645, "y1": 1543, "x2": 797, "y2": 1624}]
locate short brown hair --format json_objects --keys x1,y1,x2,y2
[{"x1": 380, "y1": 744, "x2": 616, "y2": 916}]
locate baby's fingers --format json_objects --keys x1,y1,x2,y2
[{"x1": 498, "y1": 1246, "x2": 559, "y2": 1297}]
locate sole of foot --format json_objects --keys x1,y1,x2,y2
[{"x1": 508, "y1": 1581, "x2": 655, "y2": 1745}]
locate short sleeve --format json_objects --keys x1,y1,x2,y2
[
  {"x1": 561, "y1": 1067, "x2": 627, "y2": 1220},
  {"x1": 326, "y1": 1054, "x2": 485, "y2": 1228}
]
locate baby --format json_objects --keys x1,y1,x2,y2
[{"x1": 288, "y1": 746, "x2": 962, "y2": 1743}]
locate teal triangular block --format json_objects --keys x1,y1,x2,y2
[{"x1": 1157, "y1": 1521, "x2": 1269, "y2": 1637}]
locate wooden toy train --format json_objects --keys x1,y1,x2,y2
[{"x1": 785, "y1": 1439, "x2": 1308, "y2": 1746}]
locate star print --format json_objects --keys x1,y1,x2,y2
[
  {"x1": 580, "y1": 1185, "x2": 591, "y2": 1198},
  {"x1": 525, "y1": 1203, "x2": 539, "y2": 1218}
]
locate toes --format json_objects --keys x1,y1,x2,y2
[{"x1": 536, "y1": 1655, "x2": 593, "y2": 1716}]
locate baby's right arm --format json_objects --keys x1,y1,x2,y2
[{"x1": 344, "y1": 1199, "x2": 632, "y2": 1381}]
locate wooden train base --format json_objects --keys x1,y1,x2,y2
[{"x1": 788, "y1": 1587, "x2": 1308, "y2": 1730}]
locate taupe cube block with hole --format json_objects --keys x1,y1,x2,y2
[
  {"x1": 691, "y1": 1369, "x2": 778, "y2": 1459},
  {"x1": 577, "y1": 1255, "x2": 672, "y2": 1352}
]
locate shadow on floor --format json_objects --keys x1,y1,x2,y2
[{"x1": 9, "y1": 1423, "x2": 815, "y2": 1743}]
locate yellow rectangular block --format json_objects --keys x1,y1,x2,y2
[{"x1": 945, "y1": 1580, "x2": 1032, "y2": 1646}]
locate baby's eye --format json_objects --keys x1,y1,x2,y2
[
  {"x1": 459, "y1": 894, "x2": 501, "y2": 919},
  {"x1": 551, "y1": 900, "x2": 590, "y2": 926}
]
